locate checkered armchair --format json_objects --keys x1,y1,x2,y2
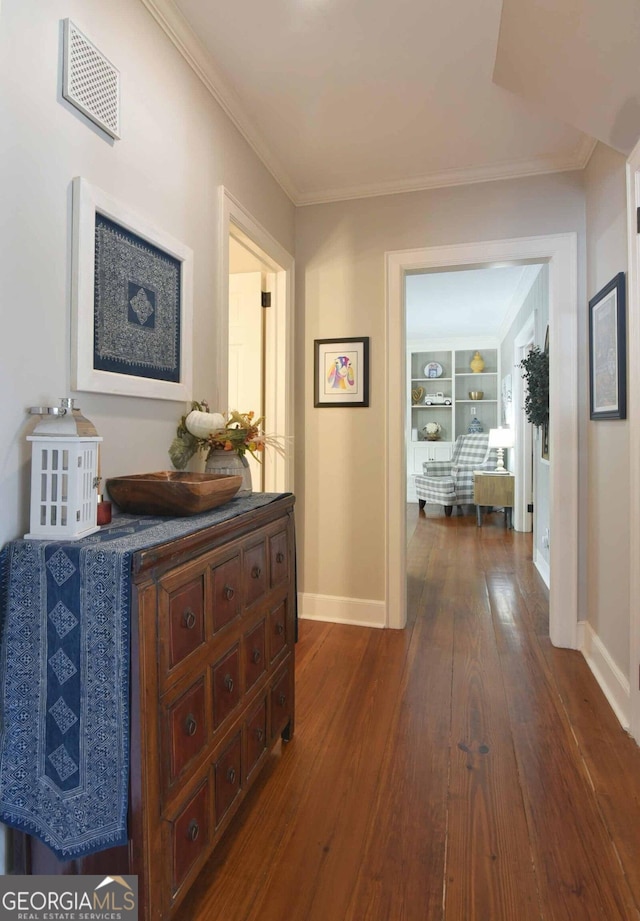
[{"x1": 414, "y1": 434, "x2": 498, "y2": 515}]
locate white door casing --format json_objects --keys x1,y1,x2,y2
[{"x1": 385, "y1": 234, "x2": 578, "y2": 649}]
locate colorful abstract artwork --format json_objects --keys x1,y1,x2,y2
[{"x1": 314, "y1": 338, "x2": 370, "y2": 407}]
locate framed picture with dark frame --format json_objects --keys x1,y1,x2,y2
[
  {"x1": 589, "y1": 272, "x2": 626, "y2": 420},
  {"x1": 314, "y1": 337, "x2": 370, "y2": 407},
  {"x1": 71, "y1": 177, "x2": 193, "y2": 401}
]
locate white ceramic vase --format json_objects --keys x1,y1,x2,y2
[{"x1": 205, "y1": 450, "x2": 252, "y2": 497}]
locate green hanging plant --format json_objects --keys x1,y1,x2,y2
[{"x1": 520, "y1": 346, "x2": 549, "y2": 428}]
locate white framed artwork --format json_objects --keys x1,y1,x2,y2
[{"x1": 71, "y1": 177, "x2": 193, "y2": 401}]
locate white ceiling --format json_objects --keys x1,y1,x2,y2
[
  {"x1": 144, "y1": 0, "x2": 596, "y2": 204},
  {"x1": 405, "y1": 264, "x2": 542, "y2": 340},
  {"x1": 494, "y1": 0, "x2": 640, "y2": 156}
]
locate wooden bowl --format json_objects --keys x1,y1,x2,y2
[{"x1": 106, "y1": 471, "x2": 243, "y2": 516}]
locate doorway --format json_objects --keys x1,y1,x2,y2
[
  {"x1": 219, "y1": 188, "x2": 295, "y2": 493},
  {"x1": 385, "y1": 233, "x2": 578, "y2": 649},
  {"x1": 404, "y1": 263, "x2": 544, "y2": 536}
]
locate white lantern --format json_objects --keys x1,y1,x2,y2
[{"x1": 25, "y1": 398, "x2": 103, "y2": 541}]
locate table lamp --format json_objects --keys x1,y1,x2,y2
[{"x1": 488, "y1": 427, "x2": 514, "y2": 473}]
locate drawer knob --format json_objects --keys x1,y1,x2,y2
[
  {"x1": 185, "y1": 714, "x2": 198, "y2": 737},
  {"x1": 278, "y1": 692, "x2": 286, "y2": 707},
  {"x1": 223, "y1": 585, "x2": 235, "y2": 601},
  {"x1": 276, "y1": 551, "x2": 285, "y2": 564},
  {"x1": 275, "y1": 622, "x2": 284, "y2": 636},
  {"x1": 224, "y1": 674, "x2": 234, "y2": 693},
  {"x1": 251, "y1": 648, "x2": 262, "y2": 665},
  {"x1": 187, "y1": 820, "x2": 199, "y2": 842},
  {"x1": 182, "y1": 608, "x2": 196, "y2": 630},
  {"x1": 255, "y1": 727, "x2": 264, "y2": 742},
  {"x1": 227, "y1": 766, "x2": 236, "y2": 785},
  {"x1": 251, "y1": 565, "x2": 262, "y2": 580}
]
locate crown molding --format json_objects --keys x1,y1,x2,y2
[
  {"x1": 139, "y1": 0, "x2": 597, "y2": 208},
  {"x1": 296, "y1": 143, "x2": 597, "y2": 206},
  {"x1": 576, "y1": 135, "x2": 599, "y2": 169},
  {"x1": 139, "y1": 0, "x2": 299, "y2": 203}
]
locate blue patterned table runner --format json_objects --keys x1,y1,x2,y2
[{"x1": 0, "y1": 493, "x2": 283, "y2": 860}]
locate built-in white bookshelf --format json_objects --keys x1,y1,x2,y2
[{"x1": 407, "y1": 341, "x2": 500, "y2": 499}]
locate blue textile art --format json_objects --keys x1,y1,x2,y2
[
  {"x1": 94, "y1": 213, "x2": 181, "y2": 383},
  {"x1": 0, "y1": 493, "x2": 282, "y2": 859}
]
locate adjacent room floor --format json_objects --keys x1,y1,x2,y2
[{"x1": 176, "y1": 505, "x2": 640, "y2": 921}]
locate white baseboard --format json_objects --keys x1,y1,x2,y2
[
  {"x1": 299, "y1": 592, "x2": 386, "y2": 628},
  {"x1": 534, "y1": 551, "x2": 550, "y2": 588},
  {"x1": 579, "y1": 619, "x2": 630, "y2": 730}
]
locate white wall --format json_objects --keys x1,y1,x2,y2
[
  {"x1": 584, "y1": 142, "x2": 630, "y2": 677},
  {"x1": 0, "y1": 0, "x2": 294, "y2": 548},
  {"x1": 296, "y1": 171, "x2": 587, "y2": 610}
]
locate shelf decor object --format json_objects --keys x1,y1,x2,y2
[
  {"x1": 423, "y1": 361, "x2": 443, "y2": 378},
  {"x1": 470, "y1": 351, "x2": 485, "y2": 373},
  {"x1": 71, "y1": 177, "x2": 193, "y2": 401},
  {"x1": 25, "y1": 398, "x2": 102, "y2": 540},
  {"x1": 314, "y1": 337, "x2": 370, "y2": 407},
  {"x1": 488, "y1": 427, "x2": 514, "y2": 473},
  {"x1": 589, "y1": 272, "x2": 626, "y2": 420},
  {"x1": 422, "y1": 421, "x2": 442, "y2": 441},
  {"x1": 204, "y1": 452, "x2": 252, "y2": 496},
  {"x1": 106, "y1": 471, "x2": 242, "y2": 516}
]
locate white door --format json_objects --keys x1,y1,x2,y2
[{"x1": 228, "y1": 271, "x2": 264, "y2": 491}]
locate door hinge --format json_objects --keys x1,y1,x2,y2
[
  {"x1": 261, "y1": 291, "x2": 271, "y2": 308},
  {"x1": 527, "y1": 503, "x2": 534, "y2": 513}
]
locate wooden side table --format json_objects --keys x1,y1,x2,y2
[{"x1": 474, "y1": 472, "x2": 515, "y2": 527}]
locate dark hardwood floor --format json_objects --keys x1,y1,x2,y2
[{"x1": 176, "y1": 505, "x2": 640, "y2": 921}]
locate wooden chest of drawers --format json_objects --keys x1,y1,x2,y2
[{"x1": 21, "y1": 494, "x2": 296, "y2": 921}]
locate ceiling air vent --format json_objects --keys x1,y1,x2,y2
[{"x1": 62, "y1": 19, "x2": 120, "y2": 140}]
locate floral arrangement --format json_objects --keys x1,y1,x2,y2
[
  {"x1": 422, "y1": 421, "x2": 442, "y2": 441},
  {"x1": 169, "y1": 401, "x2": 266, "y2": 470}
]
